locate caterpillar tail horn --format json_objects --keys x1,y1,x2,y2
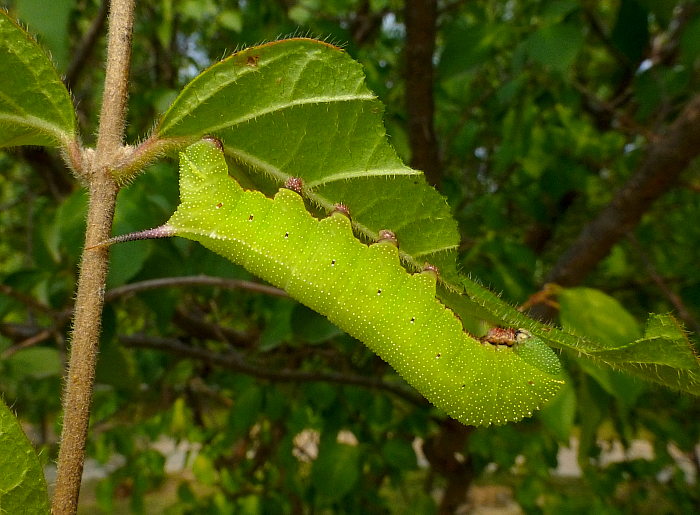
[{"x1": 87, "y1": 225, "x2": 178, "y2": 250}]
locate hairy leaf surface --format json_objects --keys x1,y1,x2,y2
[
  {"x1": 0, "y1": 397, "x2": 50, "y2": 514},
  {"x1": 0, "y1": 11, "x2": 76, "y2": 148},
  {"x1": 156, "y1": 38, "x2": 461, "y2": 282}
]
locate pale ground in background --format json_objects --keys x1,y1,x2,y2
[{"x1": 41, "y1": 430, "x2": 698, "y2": 515}]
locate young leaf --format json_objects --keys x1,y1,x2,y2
[
  {"x1": 559, "y1": 288, "x2": 700, "y2": 395},
  {"x1": 0, "y1": 397, "x2": 50, "y2": 515},
  {"x1": 0, "y1": 11, "x2": 77, "y2": 148}
]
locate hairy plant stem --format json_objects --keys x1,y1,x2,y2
[{"x1": 51, "y1": 0, "x2": 134, "y2": 513}]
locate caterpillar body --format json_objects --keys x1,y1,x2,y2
[{"x1": 101, "y1": 140, "x2": 563, "y2": 426}]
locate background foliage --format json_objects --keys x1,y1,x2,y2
[{"x1": 2, "y1": 0, "x2": 700, "y2": 513}]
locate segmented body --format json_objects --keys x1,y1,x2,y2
[{"x1": 145, "y1": 141, "x2": 564, "y2": 426}]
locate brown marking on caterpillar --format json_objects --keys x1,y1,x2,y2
[
  {"x1": 423, "y1": 263, "x2": 439, "y2": 274},
  {"x1": 333, "y1": 203, "x2": 351, "y2": 219},
  {"x1": 481, "y1": 327, "x2": 517, "y2": 347},
  {"x1": 284, "y1": 177, "x2": 304, "y2": 194},
  {"x1": 202, "y1": 136, "x2": 224, "y2": 152},
  {"x1": 378, "y1": 229, "x2": 398, "y2": 247},
  {"x1": 248, "y1": 214, "x2": 254, "y2": 221},
  {"x1": 422, "y1": 262, "x2": 439, "y2": 281},
  {"x1": 246, "y1": 55, "x2": 260, "y2": 67},
  {"x1": 216, "y1": 203, "x2": 223, "y2": 208}
]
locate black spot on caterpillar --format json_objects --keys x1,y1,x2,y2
[{"x1": 95, "y1": 140, "x2": 564, "y2": 426}]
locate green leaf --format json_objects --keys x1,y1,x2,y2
[
  {"x1": 680, "y1": 13, "x2": 700, "y2": 64},
  {"x1": 156, "y1": 39, "x2": 460, "y2": 281},
  {"x1": 95, "y1": 306, "x2": 139, "y2": 393},
  {"x1": 5, "y1": 347, "x2": 62, "y2": 379},
  {"x1": 526, "y1": 24, "x2": 583, "y2": 73},
  {"x1": 95, "y1": 478, "x2": 115, "y2": 513},
  {"x1": 450, "y1": 284, "x2": 700, "y2": 398},
  {"x1": 382, "y1": 438, "x2": 417, "y2": 470},
  {"x1": 15, "y1": 0, "x2": 73, "y2": 70},
  {"x1": 559, "y1": 287, "x2": 642, "y2": 345},
  {"x1": 0, "y1": 397, "x2": 50, "y2": 515},
  {"x1": 538, "y1": 375, "x2": 576, "y2": 443},
  {"x1": 540, "y1": 0, "x2": 579, "y2": 21},
  {"x1": 291, "y1": 304, "x2": 344, "y2": 344},
  {"x1": 192, "y1": 453, "x2": 218, "y2": 485},
  {"x1": 311, "y1": 439, "x2": 360, "y2": 502},
  {"x1": 218, "y1": 9, "x2": 243, "y2": 33},
  {"x1": 0, "y1": 11, "x2": 76, "y2": 148},
  {"x1": 559, "y1": 288, "x2": 700, "y2": 395},
  {"x1": 575, "y1": 357, "x2": 644, "y2": 410},
  {"x1": 611, "y1": 0, "x2": 649, "y2": 63},
  {"x1": 438, "y1": 21, "x2": 503, "y2": 77},
  {"x1": 227, "y1": 387, "x2": 263, "y2": 438},
  {"x1": 44, "y1": 188, "x2": 88, "y2": 265}
]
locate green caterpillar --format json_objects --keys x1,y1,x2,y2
[{"x1": 98, "y1": 140, "x2": 564, "y2": 426}]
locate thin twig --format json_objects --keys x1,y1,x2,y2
[
  {"x1": 0, "y1": 284, "x2": 59, "y2": 317},
  {"x1": 627, "y1": 233, "x2": 700, "y2": 338},
  {"x1": 1, "y1": 328, "x2": 54, "y2": 359},
  {"x1": 104, "y1": 275, "x2": 288, "y2": 302},
  {"x1": 119, "y1": 334, "x2": 426, "y2": 406},
  {"x1": 172, "y1": 305, "x2": 256, "y2": 348}
]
